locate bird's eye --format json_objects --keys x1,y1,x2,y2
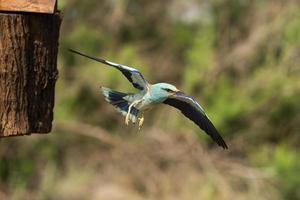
[{"x1": 163, "y1": 88, "x2": 174, "y2": 93}]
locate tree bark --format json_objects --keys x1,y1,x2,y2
[{"x1": 0, "y1": 12, "x2": 62, "y2": 137}]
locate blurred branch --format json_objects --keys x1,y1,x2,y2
[{"x1": 53, "y1": 121, "x2": 121, "y2": 146}]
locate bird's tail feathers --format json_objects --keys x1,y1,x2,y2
[{"x1": 100, "y1": 87, "x2": 139, "y2": 123}]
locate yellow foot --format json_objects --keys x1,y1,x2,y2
[{"x1": 138, "y1": 115, "x2": 144, "y2": 130}]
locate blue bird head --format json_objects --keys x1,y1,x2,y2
[{"x1": 150, "y1": 83, "x2": 180, "y2": 102}]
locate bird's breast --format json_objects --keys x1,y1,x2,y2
[{"x1": 136, "y1": 98, "x2": 153, "y2": 110}]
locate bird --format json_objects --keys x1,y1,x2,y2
[{"x1": 69, "y1": 49, "x2": 228, "y2": 149}]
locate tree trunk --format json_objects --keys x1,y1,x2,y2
[{"x1": 0, "y1": 12, "x2": 62, "y2": 137}]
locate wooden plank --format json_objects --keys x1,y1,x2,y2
[{"x1": 0, "y1": 0, "x2": 57, "y2": 14}]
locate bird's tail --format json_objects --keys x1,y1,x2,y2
[{"x1": 100, "y1": 87, "x2": 139, "y2": 123}]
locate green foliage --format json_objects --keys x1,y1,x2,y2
[
  {"x1": 254, "y1": 146, "x2": 300, "y2": 200},
  {"x1": 1, "y1": 1, "x2": 300, "y2": 199},
  {"x1": 284, "y1": 10, "x2": 300, "y2": 45},
  {"x1": 0, "y1": 138, "x2": 63, "y2": 191},
  {"x1": 183, "y1": 26, "x2": 215, "y2": 92}
]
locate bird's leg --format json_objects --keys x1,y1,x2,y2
[
  {"x1": 138, "y1": 113, "x2": 144, "y2": 130},
  {"x1": 125, "y1": 103, "x2": 134, "y2": 125},
  {"x1": 125, "y1": 100, "x2": 140, "y2": 125}
]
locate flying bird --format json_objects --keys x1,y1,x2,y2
[{"x1": 69, "y1": 49, "x2": 228, "y2": 149}]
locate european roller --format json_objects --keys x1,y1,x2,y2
[{"x1": 70, "y1": 49, "x2": 228, "y2": 149}]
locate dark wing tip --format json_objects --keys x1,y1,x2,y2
[
  {"x1": 69, "y1": 49, "x2": 88, "y2": 57},
  {"x1": 215, "y1": 134, "x2": 228, "y2": 149},
  {"x1": 195, "y1": 114, "x2": 228, "y2": 149},
  {"x1": 68, "y1": 48, "x2": 77, "y2": 53},
  {"x1": 69, "y1": 49, "x2": 147, "y2": 90},
  {"x1": 219, "y1": 136, "x2": 228, "y2": 149},
  {"x1": 68, "y1": 49, "x2": 107, "y2": 64},
  {"x1": 164, "y1": 98, "x2": 228, "y2": 149}
]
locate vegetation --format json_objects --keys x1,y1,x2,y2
[{"x1": 1, "y1": 0, "x2": 300, "y2": 199}]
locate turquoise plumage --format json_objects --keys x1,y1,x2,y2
[{"x1": 70, "y1": 49, "x2": 228, "y2": 149}]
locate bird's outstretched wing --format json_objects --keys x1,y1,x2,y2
[
  {"x1": 69, "y1": 49, "x2": 149, "y2": 90},
  {"x1": 163, "y1": 91, "x2": 228, "y2": 149}
]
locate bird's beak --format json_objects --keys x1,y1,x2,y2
[{"x1": 174, "y1": 90, "x2": 185, "y2": 96}]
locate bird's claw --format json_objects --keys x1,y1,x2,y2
[{"x1": 138, "y1": 115, "x2": 144, "y2": 130}]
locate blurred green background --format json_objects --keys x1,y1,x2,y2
[{"x1": 1, "y1": 0, "x2": 300, "y2": 199}]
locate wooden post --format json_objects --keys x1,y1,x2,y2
[{"x1": 0, "y1": 1, "x2": 61, "y2": 137}]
